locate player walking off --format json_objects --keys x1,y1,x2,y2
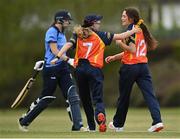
[
  {"x1": 105, "y1": 7, "x2": 164, "y2": 132},
  {"x1": 18, "y1": 10, "x2": 84, "y2": 132},
  {"x1": 51, "y1": 14, "x2": 140, "y2": 132}
]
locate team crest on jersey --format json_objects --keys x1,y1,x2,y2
[
  {"x1": 67, "y1": 12, "x2": 71, "y2": 18},
  {"x1": 106, "y1": 32, "x2": 111, "y2": 39},
  {"x1": 83, "y1": 42, "x2": 93, "y2": 47}
]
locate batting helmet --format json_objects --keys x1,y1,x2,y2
[{"x1": 54, "y1": 10, "x2": 72, "y2": 23}]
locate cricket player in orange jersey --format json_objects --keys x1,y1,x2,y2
[{"x1": 105, "y1": 7, "x2": 164, "y2": 132}]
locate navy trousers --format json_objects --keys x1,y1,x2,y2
[
  {"x1": 75, "y1": 59, "x2": 105, "y2": 130},
  {"x1": 40, "y1": 61, "x2": 73, "y2": 99},
  {"x1": 113, "y1": 63, "x2": 162, "y2": 127}
]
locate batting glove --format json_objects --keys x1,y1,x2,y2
[
  {"x1": 34, "y1": 60, "x2": 44, "y2": 71},
  {"x1": 67, "y1": 58, "x2": 74, "y2": 67}
]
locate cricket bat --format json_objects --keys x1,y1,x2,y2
[{"x1": 11, "y1": 63, "x2": 43, "y2": 108}]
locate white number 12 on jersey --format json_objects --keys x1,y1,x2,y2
[{"x1": 136, "y1": 39, "x2": 146, "y2": 57}]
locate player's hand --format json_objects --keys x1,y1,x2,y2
[
  {"x1": 34, "y1": 60, "x2": 44, "y2": 71},
  {"x1": 116, "y1": 40, "x2": 122, "y2": 45},
  {"x1": 133, "y1": 26, "x2": 141, "y2": 33},
  {"x1": 67, "y1": 58, "x2": 75, "y2": 67},
  {"x1": 51, "y1": 58, "x2": 59, "y2": 65},
  {"x1": 105, "y1": 56, "x2": 115, "y2": 64}
]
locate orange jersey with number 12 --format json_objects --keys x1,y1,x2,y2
[{"x1": 121, "y1": 30, "x2": 148, "y2": 64}]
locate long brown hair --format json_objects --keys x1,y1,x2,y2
[{"x1": 124, "y1": 7, "x2": 157, "y2": 50}]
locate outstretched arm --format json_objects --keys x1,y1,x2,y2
[
  {"x1": 105, "y1": 52, "x2": 124, "y2": 63},
  {"x1": 49, "y1": 42, "x2": 70, "y2": 60},
  {"x1": 51, "y1": 42, "x2": 73, "y2": 64},
  {"x1": 113, "y1": 27, "x2": 141, "y2": 40},
  {"x1": 58, "y1": 42, "x2": 73, "y2": 58}
]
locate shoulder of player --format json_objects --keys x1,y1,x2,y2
[
  {"x1": 95, "y1": 31, "x2": 113, "y2": 40},
  {"x1": 126, "y1": 24, "x2": 136, "y2": 39},
  {"x1": 67, "y1": 33, "x2": 77, "y2": 45},
  {"x1": 46, "y1": 26, "x2": 60, "y2": 34},
  {"x1": 69, "y1": 33, "x2": 77, "y2": 40},
  {"x1": 127, "y1": 23, "x2": 134, "y2": 31}
]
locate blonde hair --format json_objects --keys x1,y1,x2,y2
[
  {"x1": 73, "y1": 25, "x2": 83, "y2": 37},
  {"x1": 73, "y1": 25, "x2": 92, "y2": 39},
  {"x1": 137, "y1": 19, "x2": 144, "y2": 26}
]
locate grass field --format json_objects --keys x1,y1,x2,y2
[{"x1": 0, "y1": 108, "x2": 180, "y2": 138}]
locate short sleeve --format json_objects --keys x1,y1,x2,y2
[
  {"x1": 96, "y1": 31, "x2": 114, "y2": 46},
  {"x1": 68, "y1": 33, "x2": 77, "y2": 49},
  {"x1": 45, "y1": 28, "x2": 58, "y2": 43},
  {"x1": 126, "y1": 24, "x2": 135, "y2": 45}
]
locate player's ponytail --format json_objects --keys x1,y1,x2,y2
[
  {"x1": 138, "y1": 20, "x2": 158, "y2": 50},
  {"x1": 125, "y1": 7, "x2": 158, "y2": 50}
]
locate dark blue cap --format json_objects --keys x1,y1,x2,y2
[
  {"x1": 82, "y1": 14, "x2": 103, "y2": 27},
  {"x1": 54, "y1": 10, "x2": 72, "y2": 22}
]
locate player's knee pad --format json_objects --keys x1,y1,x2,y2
[
  {"x1": 28, "y1": 96, "x2": 56, "y2": 113},
  {"x1": 67, "y1": 85, "x2": 80, "y2": 106},
  {"x1": 21, "y1": 96, "x2": 56, "y2": 125},
  {"x1": 39, "y1": 96, "x2": 56, "y2": 107}
]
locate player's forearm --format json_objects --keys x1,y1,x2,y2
[
  {"x1": 57, "y1": 42, "x2": 73, "y2": 58},
  {"x1": 114, "y1": 30, "x2": 135, "y2": 40},
  {"x1": 61, "y1": 55, "x2": 69, "y2": 61},
  {"x1": 113, "y1": 27, "x2": 140, "y2": 40},
  {"x1": 113, "y1": 52, "x2": 124, "y2": 60},
  {"x1": 50, "y1": 43, "x2": 60, "y2": 56},
  {"x1": 118, "y1": 41, "x2": 136, "y2": 53}
]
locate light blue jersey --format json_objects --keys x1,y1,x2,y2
[{"x1": 44, "y1": 26, "x2": 67, "y2": 67}]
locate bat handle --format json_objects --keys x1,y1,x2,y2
[
  {"x1": 32, "y1": 62, "x2": 44, "y2": 79},
  {"x1": 32, "y1": 70, "x2": 40, "y2": 79}
]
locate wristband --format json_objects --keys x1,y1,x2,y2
[{"x1": 55, "y1": 55, "x2": 60, "y2": 59}]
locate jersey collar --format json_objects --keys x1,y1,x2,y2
[
  {"x1": 52, "y1": 25, "x2": 63, "y2": 33},
  {"x1": 127, "y1": 23, "x2": 134, "y2": 31}
]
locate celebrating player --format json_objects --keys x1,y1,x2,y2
[{"x1": 105, "y1": 7, "x2": 164, "y2": 132}]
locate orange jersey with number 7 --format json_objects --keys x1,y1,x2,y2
[
  {"x1": 121, "y1": 30, "x2": 148, "y2": 64},
  {"x1": 74, "y1": 32, "x2": 106, "y2": 68}
]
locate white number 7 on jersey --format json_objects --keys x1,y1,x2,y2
[{"x1": 85, "y1": 45, "x2": 92, "y2": 58}]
